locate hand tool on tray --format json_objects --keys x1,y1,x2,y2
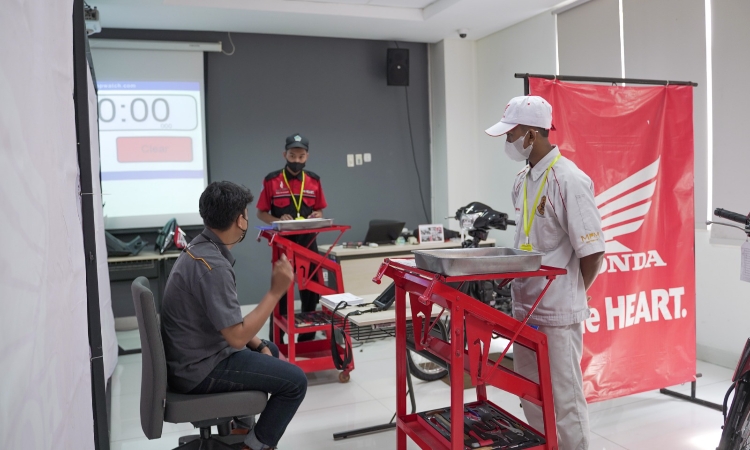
[
  {"x1": 429, "y1": 412, "x2": 477, "y2": 447},
  {"x1": 427, "y1": 416, "x2": 452, "y2": 442},
  {"x1": 468, "y1": 406, "x2": 525, "y2": 437}
]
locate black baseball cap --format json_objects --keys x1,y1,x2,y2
[{"x1": 285, "y1": 133, "x2": 309, "y2": 151}]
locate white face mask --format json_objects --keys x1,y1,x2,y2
[{"x1": 504, "y1": 131, "x2": 532, "y2": 162}]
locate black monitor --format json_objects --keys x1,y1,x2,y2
[{"x1": 364, "y1": 219, "x2": 405, "y2": 244}]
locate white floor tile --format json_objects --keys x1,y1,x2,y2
[
  {"x1": 281, "y1": 400, "x2": 393, "y2": 448},
  {"x1": 110, "y1": 428, "x2": 199, "y2": 450},
  {"x1": 297, "y1": 377, "x2": 376, "y2": 413},
  {"x1": 589, "y1": 395, "x2": 725, "y2": 450},
  {"x1": 350, "y1": 337, "x2": 398, "y2": 363},
  {"x1": 589, "y1": 432, "x2": 629, "y2": 450},
  {"x1": 111, "y1": 325, "x2": 733, "y2": 450}
]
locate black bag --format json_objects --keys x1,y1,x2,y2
[
  {"x1": 105, "y1": 231, "x2": 146, "y2": 257},
  {"x1": 155, "y1": 218, "x2": 187, "y2": 254}
]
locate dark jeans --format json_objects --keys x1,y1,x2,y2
[
  {"x1": 272, "y1": 233, "x2": 320, "y2": 343},
  {"x1": 188, "y1": 343, "x2": 307, "y2": 447}
]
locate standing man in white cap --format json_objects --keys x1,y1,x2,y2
[{"x1": 485, "y1": 96, "x2": 605, "y2": 450}]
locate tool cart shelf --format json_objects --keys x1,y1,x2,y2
[{"x1": 374, "y1": 257, "x2": 566, "y2": 450}]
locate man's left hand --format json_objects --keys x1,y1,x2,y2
[
  {"x1": 309, "y1": 211, "x2": 323, "y2": 219},
  {"x1": 260, "y1": 346, "x2": 273, "y2": 356}
]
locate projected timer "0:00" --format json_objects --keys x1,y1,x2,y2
[{"x1": 97, "y1": 94, "x2": 199, "y2": 131}]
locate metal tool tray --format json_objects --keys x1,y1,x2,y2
[
  {"x1": 271, "y1": 218, "x2": 333, "y2": 231},
  {"x1": 412, "y1": 247, "x2": 543, "y2": 276}
]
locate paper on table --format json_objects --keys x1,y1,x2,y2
[
  {"x1": 320, "y1": 292, "x2": 364, "y2": 307},
  {"x1": 741, "y1": 241, "x2": 750, "y2": 283}
]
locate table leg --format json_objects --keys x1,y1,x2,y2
[
  {"x1": 396, "y1": 286, "x2": 407, "y2": 450},
  {"x1": 450, "y1": 304, "x2": 464, "y2": 450}
]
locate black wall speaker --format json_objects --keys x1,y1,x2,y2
[{"x1": 387, "y1": 48, "x2": 409, "y2": 86}]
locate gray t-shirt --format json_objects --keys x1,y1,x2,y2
[{"x1": 161, "y1": 228, "x2": 244, "y2": 393}]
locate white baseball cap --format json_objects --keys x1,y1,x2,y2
[{"x1": 485, "y1": 95, "x2": 554, "y2": 136}]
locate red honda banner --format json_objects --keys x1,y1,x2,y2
[{"x1": 529, "y1": 78, "x2": 696, "y2": 402}]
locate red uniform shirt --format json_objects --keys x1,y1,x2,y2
[{"x1": 256, "y1": 168, "x2": 327, "y2": 219}]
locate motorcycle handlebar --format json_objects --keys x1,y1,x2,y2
[
  {"x1": 507, "y1": 219, "x2": 516, "y2": 226},
  {"x1": 714, "y1": 208, "x2": 749, "y2": 225}
]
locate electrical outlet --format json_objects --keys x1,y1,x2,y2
[
  {"x1": 355, "y1": 154, "x2": 363, "y2": 165},
  {"x1": 364, "y1": 153, "x2": 372, "y2": 163},
  {"x1": 347, "y1": 154, "x2": 355, "y2": 167}
]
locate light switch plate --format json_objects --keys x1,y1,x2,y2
[
  {"x1": 355, "y1": 154, "x2": 363, "y2": 165},
  {"x1": 364, "y1": 153, "x2": 372, "y2": 163},
  {"x1": 347, "y1": 154, "x2": 355, "y2": 167}
]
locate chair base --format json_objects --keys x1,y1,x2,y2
[
  {"x1": 176, "y1": 437, "x2": 238, "y2": 450},
  {"x1": 177, "y1": 426, "x2": 246, "y2": 450}
]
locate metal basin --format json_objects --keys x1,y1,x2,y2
[
  {"x1": 272, "y1": 218, "x2": 333, "y2": 231},
  {"x1": 412, "y1": 247, "x2": 543, "y2": 276}
]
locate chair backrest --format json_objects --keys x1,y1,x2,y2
[{"x1": 131, "y1": 277, "x2": 167, "y2": 439}]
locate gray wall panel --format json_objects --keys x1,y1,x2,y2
[
  {"x1": 623, "y1": 0, "x2": 707, "y2": 229},
  {"x1": 558, "y1": 0, "x2": 622, "y2": 77},
  {"x1": 711, "y1": 0, "x2": 750, "y2": 241},
  {"x1": 95, "y1": 29, "x2": 431, "y2": 304}
]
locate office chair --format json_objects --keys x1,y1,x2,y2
[{"x1": 131, "y1": 277, "x2": 268, "y2": 449}]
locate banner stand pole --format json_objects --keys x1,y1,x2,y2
[
  {"x1": 517, "y1": 72, "x2": 722, "y2": 412},
  {"x1": 660, "y1": 376, "x2": 723, "y2": 412},
  {"x1": 516, "y1": 73, "x2": 698, "y2": 88}
]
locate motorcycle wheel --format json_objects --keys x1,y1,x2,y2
[
  {"x1": 407, "y1": 351, "x2": 448, "y2": 382},
  {"x1": 720, "y1": 378, "x2": 750, "y2": 450},
  {"x1": 406, "y1": 319, "x2": 449, "y2": 382}
]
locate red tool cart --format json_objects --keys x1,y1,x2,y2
[
  {"x1": 374, "y1": 258, "x2": 566, "y2": 450},
  {"x1": 257, "y1": 225, "x2": 354, "y2": 382}
]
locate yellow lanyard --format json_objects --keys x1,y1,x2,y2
[
  {"x1": 282, "y1": 170, "x2": 306, "y2": 219},
  {"x1": 521, "y1": 153, "x2": 561, "y2": 251}
]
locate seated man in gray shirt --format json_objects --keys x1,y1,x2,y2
[{"x1": 161, "y1": 181, "x2": 305, "y2": 450}]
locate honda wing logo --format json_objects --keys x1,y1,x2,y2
[{"x1": 596, "y1": 158, "x2": 660, "y2": 254}]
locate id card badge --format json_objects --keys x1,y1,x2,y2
[{"x1": 520, "y1": 243, "x2": 533, "y2": 252}]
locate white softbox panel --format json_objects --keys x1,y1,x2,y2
[{"x1": 0, "y1": 1, "x2": 96, "y2": 449}]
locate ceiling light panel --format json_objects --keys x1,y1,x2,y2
[
  {"x1": 295, "y1": 0, "x2": 435, "y2": 6},
  {"x1": 369, "y1": 0, "x2": 436, "y2": 7},
  {"x1": 300, "y1": 0, "x2": 369, "y2": 4}
]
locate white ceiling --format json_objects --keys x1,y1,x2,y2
[
  {"x1": 303, "y1": 0, "x2": 437, "y2": 7},
  {"x1": 89, "y1": 0, "x2": 567, "y2": 43}
]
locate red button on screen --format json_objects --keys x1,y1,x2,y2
[{"x1": 117, "y1": 137, "x2": 193, "y2": 163}]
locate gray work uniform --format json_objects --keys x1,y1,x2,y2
[
  {"x1": 510, "y1": 147, "x2": 605, "y2": 450},
  {"x1": 161, "y1": 228, "x2": 243, "y2": 393}
]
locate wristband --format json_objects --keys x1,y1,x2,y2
[{"x1": 254, "y1": 339, "x2": 269, "y2": 353}]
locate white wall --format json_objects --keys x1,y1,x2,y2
[
  {"x1": 623, "y1": 0, "x2": 708, "y2": 230},
  {"x1": 695, "y1": 230, "x2": 750, "y2": 367},
  {"x1": 430, "y1": 41, "x2": 449, "y2": 226},
  {"x1": 711, "y1": 0, "x2": 750, "y2": 242},
  {"x1": 430, "y1": 39, "x2": 479, "y2": 229},
  {"x1": 475, "y1": 12, "x2": 558, "y2": 247},
  {"x1": 557, "y1": 0, "x2": 622, "y2": 77}
]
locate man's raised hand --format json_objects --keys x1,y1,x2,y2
[{"x1": 270, "y1": 254, "x2": 294, "y2": 297}]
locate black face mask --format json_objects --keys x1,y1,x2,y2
[
  {"x1": 237, "y1": 224, "x2": 248, "y2": 243},
  {"x1": 286, "y1": 161, "x2": 306, "y2": 173},
  {"x1": 229, "y1": 216, "x2": 248, "y2": 245}
]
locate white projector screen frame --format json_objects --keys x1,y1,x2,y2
[{"x1": 90, "y1": 39, "x2": 220, "y2": 230}]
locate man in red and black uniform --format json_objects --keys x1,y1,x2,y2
[{"x1": 257, "y1": 133, "x2": 327, "y2": 342}]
